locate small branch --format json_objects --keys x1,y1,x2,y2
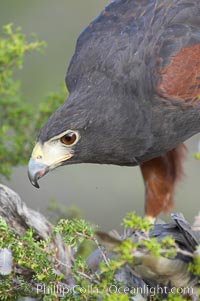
[
  {"x1": 76, "y1": 231, "x2": 110, "y2": 267},
  {"x1": 93, "y1": 237, "x2": 110, "y2": 267},
  {"x1": 76, "y1": 270, "x2": 100, "y2": 284},
  {"x1": 176, "y1": 247, "x2": 194, "y2": 258}
]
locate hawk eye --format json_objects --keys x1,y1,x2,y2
[{"x1": 60, "y1": 132, "x2": 77, "y2": 146}]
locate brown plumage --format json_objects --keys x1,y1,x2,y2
[
  {"x1": 158, "y1": 44, "x2": 200, "y2": 106},
  {"x1": 140, "y1": 144, "x2": 186, "y2": 217}
]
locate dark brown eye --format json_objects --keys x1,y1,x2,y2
[{"x1": 60, "y1": 132, "x2": 77, "y2": 145}]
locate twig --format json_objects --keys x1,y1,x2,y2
[
  {"x1": 93, "y1": 237, "x2": 110, "y2": 267},
  {"x1": 76, "y1": 270, "x2": 100, "y2": 284},
  {"x1": 76, "y1": 232, "x2": 110, "y2": 267}
]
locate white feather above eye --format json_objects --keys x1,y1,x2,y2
[{"x1": 0, "y1": 248, "x2": 13, "y2": 275}]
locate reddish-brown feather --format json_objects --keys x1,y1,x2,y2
[
  {"x1": 140, "y1": 144, "x2": 186, "y2": 218},
  {"x1": 158, "y1": 44, "x2": 200, "y2": 106}
]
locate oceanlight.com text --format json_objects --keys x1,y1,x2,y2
[{"x1": 36, "y1": 283, "x2": 194, "y2": 297}]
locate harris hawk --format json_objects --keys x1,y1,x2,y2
[{"x1": 28, "y1": 0, "x2": 200, "y2": 219}]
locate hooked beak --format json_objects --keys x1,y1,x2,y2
[
  {"x1": 28, "y1": 157, "x2": 49, "y2": 188},
  {"x1": 28, "y1": 141, "x2": 73, "y2": 188}
]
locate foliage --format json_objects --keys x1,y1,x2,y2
[
  {"x1": 47, "y1": 199, "x2": 96, "y2": 260},
  {"x1": 0, "y1": 212, "x2": 198, "y2": 300},
  {"x1": 188, "y1": 246, "x2": 200, "y2": 276},
  {"x1": 163, "y1": 294, "x2": 188, "y2": 301},
  {"x1": 55, "y1": 218, "x2": 96, "y2": 251},
  {"x1": 122, "y1": 211, "x2": 151, "y2": 232},
  {"x1": 0, "y1": 217, "x2": 61, "y2": 300},
  {"x1": 0, "y1": 24, "x2": 67, "y2": 180}
]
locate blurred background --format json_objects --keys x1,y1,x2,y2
[{"x1": 1, "y1": 0, "x2": 200, "y2": 230}]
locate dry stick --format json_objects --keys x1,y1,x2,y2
[
  {"x1": 76, "y1": 271, "x2": 100, "y2": 284},
  {"x1": 93, "y1": 237, "x2": 110, "y2": 267},
  {"x1": 76, "y1": 232, "x2": 110, "y2": 267},
  {"x1": 54, "y1": 257, "x2": 100, "y2": 285}
]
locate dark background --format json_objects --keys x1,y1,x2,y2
[{"x1": 1, "y1": 0, "x2": 200, "y2": 230}]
